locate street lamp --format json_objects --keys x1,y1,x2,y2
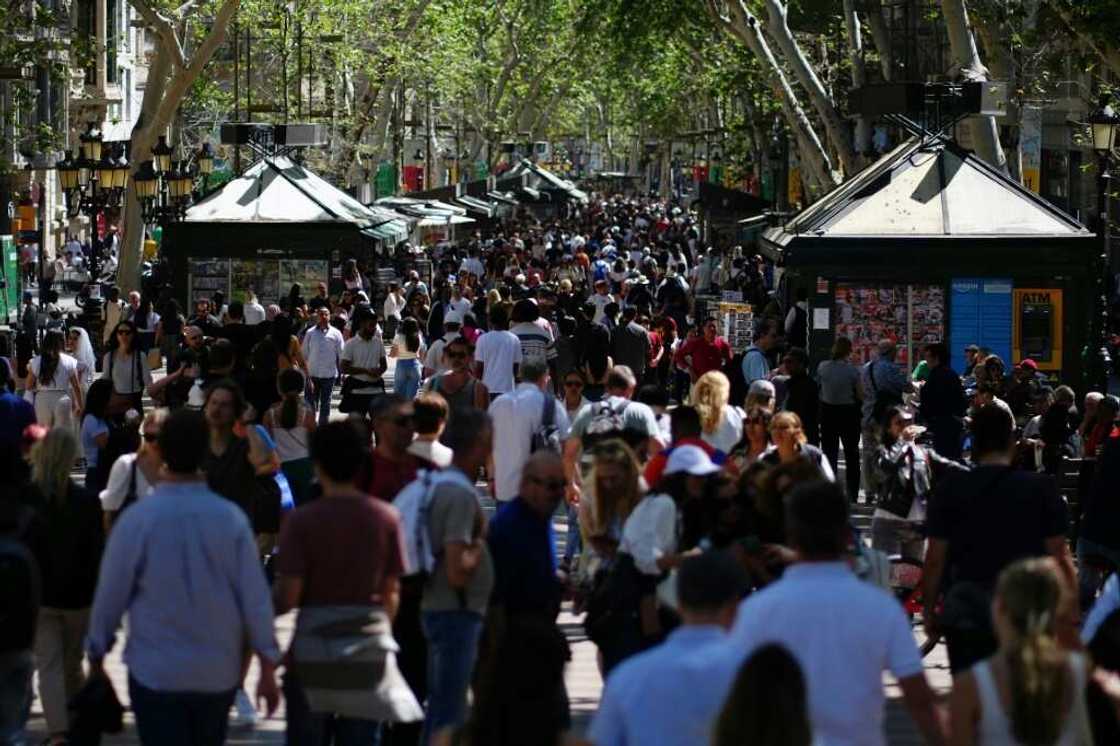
[
  {"x1": 151, "y1": 135, "x2": 173, "y2": 174},
  {"x1": 134, "y1": 138, "x2": 204, "y2": 226},
  {"x1": 59, "y1": 127, "x2": 129, "y2": 287},
  {"x1": 1086, "y1": 96, "x2": 1118, "y2": 393}
]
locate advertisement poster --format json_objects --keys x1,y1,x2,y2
[
  {"x1": 280, "y1": 260, "x2": 329, "y2": 301},
  {"x1": 834, "y1": 284, "x2": 944, "y2": 368},
  {"x1": 718, "y1": 302, "x2": 754, "y2": 353},
  {"x1": 231, "y1": 259, "x2": 281, "y2": 306},
  {"x1": 188, "y1": 259, "x2": 231, "y2": 305}
]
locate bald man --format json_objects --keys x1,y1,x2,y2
[{"x1": 473, "y1": 451, "x2": 570, "y2": 743}]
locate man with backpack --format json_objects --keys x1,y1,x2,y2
[
  {"x1": 564, "y1": 366, "x2": 666, "y2": 501},
  {"x1": 488, "y1": 359, "x2": 571, "y2": 503}
]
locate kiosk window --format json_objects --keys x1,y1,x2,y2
[{"x1": 1019, "y1": 297, "x2": 1054, "y2": 364}]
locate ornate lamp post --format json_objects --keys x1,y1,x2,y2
[
  {"x1": 58, "y1": 122, "x2": 129, "y2": 285},
  {"x1": 1087, "y1": 96, "x2": 1119, "y2": 393},
  {"x1": 133, "y1": 135, "x2": 201, "y2": 225}
]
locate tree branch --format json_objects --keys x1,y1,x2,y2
[{"x1": 129, "y1": 0, "x2": 186, "y2": 70}]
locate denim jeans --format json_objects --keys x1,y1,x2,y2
[
  {"x1": 283, "y1": 671, "x2": 381, "y2": 746},
  {"x1": 0, "y1": 652, "x2": 32, "y2": 746},
  {"x1": 563, "y1": 503, "x2": 581, "y2": 565},
  {"x1": 1077, "y1": 537, "x2": 1120, "y2": 612},
  {"x1": 309, "y1": 377, "x2": 335, "y2": 426},
  {"x1": 421, "y1": 610, "x2": 484, "y2": 742},
  {"x1": 393, "y1": 359, "x2": 420, "y2": 400},
  {"x1": 128, "y1": 677, "x2": 236, "y2": 746}
]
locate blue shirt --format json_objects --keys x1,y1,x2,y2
[
  {"x1": 741, "y1": 346, "x2": 770, "y2": 385},
  {"x1": 861, "y1": 357, "x2": 908, "y2": 426},
  {"x1": 589, "y1": 625, "x2": 738, "y2": 746},
  {"x1": 0, "y1": 391, "x2": 36, "y2": 450},
  {"x1": 487, "y1": 497, "x2": 560, "y2": 615},
  {"x1": 86, "y1": 481, "x2": 280, "y2": 692}
]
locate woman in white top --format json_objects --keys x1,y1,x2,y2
[
  {"x1": 263, "y1": 368, "x2": 317, "y2": 507},
  {"x1": 100, "y1": 319, "x2": 152, "y2": 414},
  {"x1": 948, "y1": 558, "x2": 1090, "y2": 746},
  {"x1": 615, "y1": 445, "x2": 721, "y2": 667},
  {"x1": 27, "y1": 329, "x2": 83, "y2": 428},
  {"x1": 692, "y1": 370, "x2": 744, "y2": 454},
  {"x1": 389, "y1": 317, "x2": 426, "y2": 400}
]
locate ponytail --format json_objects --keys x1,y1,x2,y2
[
  {"x1": 277, "y1": 368, "x2": 305, "y2": 430},
  {"x1": 996, "y1": 559, "x2": 1070, "y2": 746}
]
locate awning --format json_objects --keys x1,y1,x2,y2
[
  {"x1": 454, "y1": 195, "x2": 496, "y2": 218},
  {"x1": 361, "y1": 219, "x2": 412, "y2": 243},
  {"x1": 516, "y1": 186, "x2": 546, "y2": 202},
  {"x1": 487, "y1": 191, "x2": 519, "y2": 206},
  {"x1": 505, "y1": 159, "x2": 589, "y2": 203},
  {"x1": 418, "y1": 214, "x2": 475, "y2": 227}
]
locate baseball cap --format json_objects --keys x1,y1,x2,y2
[
  {"x1": 1019, "y1": 358, "x2": 1038, "y2": 370},
  {"x1": 664, "y1": 445, "x2": 721, "y2": 477},
  {"x1": 444, "y1": 310, "x2": 464, "y2": 326}
]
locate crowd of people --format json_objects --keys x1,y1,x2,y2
[{"x1": 2, "y1": 193, "x2": 1120, "y2": 746}]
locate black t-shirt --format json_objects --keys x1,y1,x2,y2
[
  {"x1": 217, "y1": 323, "x2": 259, "y2": 374},
  {"x1": 927, "y1": 465, "x2": 1067, "y2": 587}
]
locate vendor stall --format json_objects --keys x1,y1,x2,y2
[
  {"x1": 162, "y1": 154, "x2": 410, "y2": 308},
  {"x1": 761, "y1": 137, "x2": 1096, "y2": 383}
]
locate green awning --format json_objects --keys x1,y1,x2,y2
[{"x1": 361, "y1": 219, "x2": 411, "y2": 243}]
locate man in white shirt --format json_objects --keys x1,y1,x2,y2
[
  {"x1": 446, "y1": 285, "x2": 472, "y2": 318},
  {"x1": 340, "y1": 310, "x2": 386, "y2": 415},
  {"x1": 301, "y1": 307, "x2": 345, "y2": 425},
  {"x1": 474, "y1": 305, "x2": 522, "y2": 399},
  {"x1": 487, "y1": 359, "x2": 570, "y2": 502},
  {"x1": 243, "y1": 291, "x2": 266, "y2": 326},
  {"x1": 723, "y1": 481, "x2": 945, "y2": 746},
  {"x1": 588, "y1": 280, "x2": 614, "y2": 325},
  {"x1": 424, "y1": 311, "x2": 464, "y2": 379}
]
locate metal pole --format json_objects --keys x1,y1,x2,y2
[{"x1": 37, "y1": 181, "x2": 46, "y2": 308}]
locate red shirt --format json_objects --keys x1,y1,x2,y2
[
  {"x1": 360, "y1": 450, "x2": 431, "y2": 501},
  {"x1": 674, "y1": 335, "x2": 732, "y2": 379},
  {"x1": 643, "y1": 437, "x2": 725, "y2": 489},
  {"x1": 277, "y1": 495, "x2": 406, "y2": 606}
]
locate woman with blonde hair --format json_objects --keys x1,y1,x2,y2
[
  {"x1": 578, "y1": 439, "x2": 643, "y2": 570},
  {"x1": 27, "y1": 427, "x2": 104, "y2": 745},
  {"x1": 691, "y1": 370, "x2": 743, "y2": 454},
  {"x1": 761, "y1": 411, "x2": 835, "y2": 481},
  {"x1": 948, "y1": 558, "x2": 1090, "y2": 745}
]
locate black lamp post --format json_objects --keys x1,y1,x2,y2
[
  {"x1": 133, "y1": 135, "x2": 200, "y2": 225},
  {"x1": 1087, "y1": 96, "x2": 1119, "y2": 393},
  {"x1": 58, "y1": 122, "x2": 129, "y2": 288}
]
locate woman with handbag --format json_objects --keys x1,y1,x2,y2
[
  {"x1": 263, "y1": 369, "x2": 317, "y2": 508},
  {"x1": 26, "y1": 329, "x2": 83, "y2": 429},
  {"x1": 100, "y1": 320, "x2": 152, "y2": 417}
]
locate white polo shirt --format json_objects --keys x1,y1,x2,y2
[
  {"x1": 725, "y1": 562, "x2": 924, "y2": 746},
  {"x1": 487, "y1": 383, "x2": 570, "y2": 502}
]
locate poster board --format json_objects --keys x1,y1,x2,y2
[
  {"x1": 833, "y1": 283, "x2": 944, "y2": 369},
  {"x1": 280, "y1": 260, "x2": 329, "y2": 304},
  {"x1": 718, "y1": 302, "x2": 754, "y2": 352},
  {"x1": 188, "y1": 259, "x2": 231, "y2": 306},
  {"x1": 231, "y1": 259, "x2": 281, "y2": 306}
]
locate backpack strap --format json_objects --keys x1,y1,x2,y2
[
  {"x1": 123, "y1": 458, "x2": 139, "y2": 509},
  {"x1": 541, "y1": 390, "x2": 555, "y2": 429}
]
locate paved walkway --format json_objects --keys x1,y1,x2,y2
[{"x1": 25, "y1": 354, "x2": 953, "y2": 744}]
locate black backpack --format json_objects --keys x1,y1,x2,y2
[{"x1": 582, "y1": 399, "x2": 634, "y2": 450}]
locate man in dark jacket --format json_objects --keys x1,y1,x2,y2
[
  {"x1": 782, "y1": 347, "x2": 819, "y2": 446},
  {"x1": 918, "y1": 342, "x2": 966, "y2": 460}
]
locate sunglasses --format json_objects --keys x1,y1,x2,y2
[
  {"x1": 564, "y1": 380, "x2": 583, "y2": 388},
  {"x1": 746, "y1": 416, "x2": 768, "y2": 425},
  {"x1": 117, "y1": 329, "x2": 133, "y2": 336},
  {"x1": 529, "y1": 476, "x2": 566, "y2": 491},
  {"x1": 142, "y1": 432, "x2": 160, "y2": 442},
  {"x1": 446, "y1": 350, "x2": 468, "y2": 359}
]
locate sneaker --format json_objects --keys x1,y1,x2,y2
[{"x1": 230, "y1": 688, "x2": 258, "y2": 729}]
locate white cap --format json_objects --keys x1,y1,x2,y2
[
  {"x1": 664, "y1": 445, "x2": 721, "y2": 477},
  {"x1": 444, "y1": 309, "x2": 464, "y2": 326}
]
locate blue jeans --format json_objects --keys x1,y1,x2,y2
[
  {"x1": 1077, "y1": 537, "x2": 1120, "y2": 611},
  {"x1": 0, "y1": 652, "x2": 32, "y2": 746},
  {"x1": 421, "y1": 610, "x2": 483, "y2": 742},
  {"x1": 393, "y1": 359, "x2": 420, "y2": 400},
  {"x1": 129, "y1": 677, "x2": 235, "y2": 746},
  {"x1": 283, "y1": 671, "x2": 381, "y2": 746},
  {"x1": 308, "y1": 377, "x2": 335, "y2": 426}
]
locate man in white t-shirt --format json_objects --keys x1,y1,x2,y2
[
  {"x1": 243, "y1": 291, "x2": 266, "y2": 326},
  {"x1": 473, "y1": 305, "x2": 522, "y2": 399},
  {"x1": 424, "y1": 311, "x2": 464, "y2": 379},
  {"x1": 100, "y1": 409, "x2": 167, "y2": 530},
  {"x1": 588, "y1": 279, "x2": 614, "y2": 325},
  {"x1": 722, "y1": 481, "x2": 944, "y2": 746},
  {"x1": 340, "y1": 311, "x2": 387, "y2": 413}
]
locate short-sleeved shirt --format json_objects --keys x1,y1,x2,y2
[
  {"x1": 675, "y1": 336, "x2": 731, "y2": 379},
  {"x1": 926, "y1": 465, "x2": 1067, "y2": 587},
  {"x1": 101, "y1": 350, "x2": 152, "y2": 395},
  {"x1": 422, "y1": 472, "x2": 494, "y2": 615},
  {"x1": 99, "y1": 452, "x2": 155, "y2": 510},
  {"x1": 474, "y1": 330, "x2": 523, "y2": 395},
  {"x1": 569, "y1": 395, "x2": 661, "y2": 445},
  {"x1": 80, "y1": 415, "x2": 109, "y2": 467},
  {"x1": 277, "y1": 495, "x2": 406, "y2": 606},
  {"x1": 726, "y1": 562, "x2": 924, "y2": 746},
  {"x1": 510, "y1": 321, "x2": 556, "y2": 365},
  {"x1": 341, "y1": 333, "x2": 386, "y2": 393},
  {"x1": 30, "y1": 354, "x2": 77, "y2": 390}
]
